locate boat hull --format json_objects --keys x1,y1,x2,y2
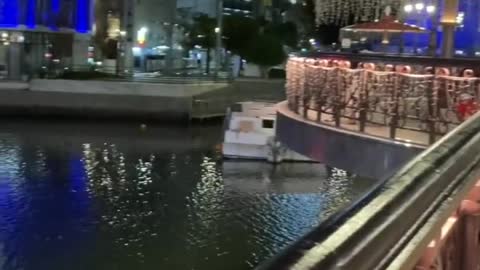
[{"x1": 223, "y1": 142, "x2": 313, "y2": 163}]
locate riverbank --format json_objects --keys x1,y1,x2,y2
[{"x1": 0, "y1": 78, "x2": 285, "y2": 122}]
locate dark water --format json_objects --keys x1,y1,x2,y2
[{"x1": 0, "y1": 120, "x2": 377, "y2": 270}]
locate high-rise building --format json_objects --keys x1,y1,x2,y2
[
  {"x1": 0, "y1": 0, "x2": 93, "y2": 79},
  {"x1": 126, "y1": 0, "x2": 188, "y2": 71},
  {"x1": 176, "y1": 0, "x2": 284, "y2": 21},
  {"x1": 134, "y1": 0, "x2": 177, "y2": 49},
  {"x1": 223, "y1": 0, "x2": 254, "y2": 17},
  {"x1": 177, "y1": 0, "x2": 217, "y2": 18}
]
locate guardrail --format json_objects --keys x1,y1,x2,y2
[
  {"x1": 299, "y1": 51, "x2": 480, "y2": 68},
  {"x1": 259, "y1": 100, "x2": 480, "y2": 270},
  {"x1": 28, "y1": 64, "x2": 233, "y2": 83},
  {"x1": 258, "y1": 53, "x2": 480, "y2": 269},
  {"x1": 286, "y1": 54, "x2": 480, "y2": 144}
]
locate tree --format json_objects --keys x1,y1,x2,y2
[
  {"x1": 183, "y1": 15, "x2": 216, "y2": 74},
  {"x1": 244, "y1": 33, "x2": 286, "y2": 78},
  {"x1": 265, "y1": 22, "x2": 298, "y2": 48},
  {"x1": 316, "y1": 24, "x2": 343, "y2": 45},
  {"x1": 103, "y1": 38, "x2": 118, "y2": 59},
  {"x1": 93, "y1": 0, "x2": 122, "y2": 60},
  {"x1": 223, "y1": 15, "x2": 260, "y2": 57},
  {"x1": 93, "y1": 1, "x2": 108, "y2": 59},
  {"x1": 300, "y1": 0, "x2": 316, "y2": 36}
]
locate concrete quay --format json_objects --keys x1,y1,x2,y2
[{"x1": 0, "y1": 78, "x2": 285, "y2": 122}]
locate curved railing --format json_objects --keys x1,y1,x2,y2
[
  {"x1": 261, "y1": 89, "x2": 480, "y2": 270},
  {"x1": 286, "y1": 54, "x2": 480, "y2": 144},
  {"x1": 258, "y1": 53, "x2": 480, "y2": 270}
]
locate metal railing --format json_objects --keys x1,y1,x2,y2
[
  {"x1": 286, "y1": 54, "x2": 480, "y2": 144},
  {"x1": 30, "y1": 64, "x2": 233, "y2": 84},
  {"x1": 259, "y1": 82, "x2": 480, "y2": 270}
]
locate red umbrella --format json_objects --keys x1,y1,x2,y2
[{"x1": 342, "y1": 16, "x2": 427, "y2": 33}]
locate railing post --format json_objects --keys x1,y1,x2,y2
[
  {"x1": 303, "y1": 97, "x2": 309, "y2": 118},
  {"x1": 358, "y1": 100, "x2": 367, "y2": 132},
  {"x1": 303, "y1": 68, "x2": 309, "y2": 118},
  {"x1": 426, "y1": 78, "x2": 436, "y2": 144},
  {"x1": 316, "y1": 89, "x2": 323, "y2": 122},
  {"x1": 294, "y1": 95, "x2": 300, "y2": 114},
  {"x1": 334, "y1": 68, "x2": 341, "y2": 127},
  {"x1": 460, "y1": 200, "x2": 480, "y2": 270},
  {"x1": 316, "y1": 67, "x2": 326, "y2": 123},
  {"x1": 389, "y1": 74, "x2": 399, "y2": 140},
  {"x1": 359, "y1": 70, "x2": 367, "y2": 132}
]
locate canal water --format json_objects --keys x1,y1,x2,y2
[{"x1": 0, "y1": 119, "x2": 377, "y2": 270}]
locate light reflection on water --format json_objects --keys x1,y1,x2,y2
[{"x1": 0, "y1": 120, "x2": 377, "y2": 270}]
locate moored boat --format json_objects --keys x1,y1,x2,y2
[{"x1": 222, "y1": 102, "x2": 312, "y2": 163}]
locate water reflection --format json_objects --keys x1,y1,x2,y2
[{"x1": 0, "y1": 120, "x2": 378, "y2": 270}]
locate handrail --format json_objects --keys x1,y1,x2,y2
[
  {"x1": 286, "y1": 56, "x2": 480, "y2": 145},
  {"x1": 296, "y1": 51, "x2": 480, "y2": 68},
  {"x1": 258, "y1": 111, "x2": 480, "y2": 270}
]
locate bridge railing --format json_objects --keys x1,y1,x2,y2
[
  {"x1": 260, "y1": 95, "x2": 480, "y2": 270},
  {"x1": 286, "y1": 54, "x2": 480, "y2": 144}
]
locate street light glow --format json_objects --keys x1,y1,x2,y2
[
  {"x1": 426, "y1": 5, "x2": 435, "y2": 13},
  {"x1": 415, "y1": 3, "x2": 424, "y2": 11},
  {"x1": 137, "y1": 27, "x2": 148, "y2": 45},
  {"x1": 456, "y1": 12, "x2": 465, "y2": 24},
  {"x1": 404, "y1": 4, "x2": 413, "y2": 13}
]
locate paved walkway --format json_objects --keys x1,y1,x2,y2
[{"x1": 303, "y1": 109, "x2": 435, "y2": 146}]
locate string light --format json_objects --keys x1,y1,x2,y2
[{"x1": 315, "y1": 0, "x2": 402, "y2": 25}]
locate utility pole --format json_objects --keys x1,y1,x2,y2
[
  {"x1": 440, "y1": 0, "x2": 459, "y2": 58},
  {"x1": 427, "y1": 0, "x2": 439, "y2": 56},
  {"x1": 165, "y1": 0, "x2": 177, "y2": 74},
  {"x1": 215, "y1": 0, "x2": 223, "y2": 78},
  {"x1": 120, "y1": 0, "x2": 134, "y2": 74}
]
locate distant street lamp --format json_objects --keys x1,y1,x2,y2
[
  {"x1": 403, "y1": 2, "x2": 437, "y2": 55},
  {"x1": 415, "y1": 3, "x2": 425, "y2": 11},
  {"x1": 426, "y1": 5, "x2": 435, "y2": 14},
  {"x1": 404, "y1": 4, "x2": 413, "y2": 13}
]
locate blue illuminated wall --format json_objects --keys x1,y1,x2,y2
[
  {"x1": 0, "y1": 0, "x2": 19, "y2": 27},
  {"x1": 454, "y1": 0, "x2": 480, "y2": 53},
  {"x1": 0, "y1": 0, "x2": 91, "y2": 33},
  {"x1": 75, "y1": 0, "x2": 91, "y2": 33},
  {"x1": 402, "y1": 0, "x2": 480, "y2": 55}
]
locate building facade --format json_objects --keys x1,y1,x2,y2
[
  {"x1": 402, "y1": 0, "x2": 480, "y2": 55},
  {"x1": 177, "y1": 0, "x2": 217, "y2": 18},
  {"x1": 131, "y1": 0, "x2": 185, "y2": 71},
  {"x1": 0, "y1": 0, "x2": 93, "y2": 79}
]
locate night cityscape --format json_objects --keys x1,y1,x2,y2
[{"x1": 0, "y1": 0, "x2": 480, "y2": 270}]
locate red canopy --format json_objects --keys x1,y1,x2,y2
[{"x1": 342, "y1": 16, "x2": 427, "y2": 33}]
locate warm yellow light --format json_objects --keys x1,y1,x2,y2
[
  {"x1": 426, "y1": 5, "x2": 435, "y2": 13},
  {"x1": 415, "y1": 3, "x2": 424, "y2": 11},
  {"x1": 137, "y1": 27, "x2": 148, "y2": 45},
  {"x1": 404, "y1": 4, "x2": 413, "y2": 13}
]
